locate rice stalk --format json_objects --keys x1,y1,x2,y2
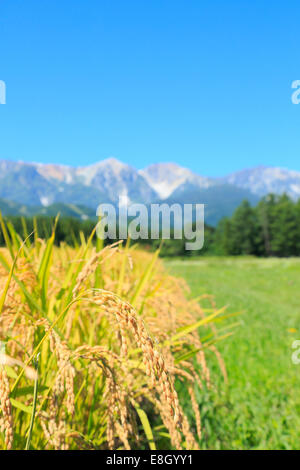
[{"x1": 0, "y1": 219, "x2": 233, "y2": 450}]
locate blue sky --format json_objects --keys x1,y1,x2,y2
[{"x1": 0, "y1": 0, "x2": 299, "y2": 176}]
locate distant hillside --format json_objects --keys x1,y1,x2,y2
[
  {"x1": 32, "y1": 203, "x2": 96, "y2": 220},
  {"x1": 0, "y1": 198, "x2": 96, "y2": 220},
  {"x1": 223, "y1": 166, "x2": 300, "y2": 199},
  {"x1": 165, "y1": 184, "x2": 259, "y2": 226},
  {"x1": 142, "y1": 162, "x2": 300, "y2": 201},
  {"x1": 0, "y1": 198, "x2": 30, "y2": 216},
  {"x1": 0, "y1": 159, "x2": 157, "y2": 207},
  {"x1": 1, "y1": 158, "x2": 300, "y2": 225}
]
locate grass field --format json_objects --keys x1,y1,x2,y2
[{"x1": 166, "y1": 257, "x2": 300, "y2": 449}]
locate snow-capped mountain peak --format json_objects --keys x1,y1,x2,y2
[
  {"x1": 139, "y1": 162, "x2": 212, "y2": 199},
  {"x1": 224, "y1": 166, "x2": 300, "y2": 199}
]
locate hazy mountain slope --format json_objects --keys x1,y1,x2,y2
[
  {"x1": 165, "y1": 184, "x2": 259, "y2": 226},
  {"x1": 142, "y1": 164, "x2": 300, "y2": 201},
  {"x1": 32, "y1": 203, "x2": 96, "y2": 220},
  {"x1": 79, "y1": 158, "x2": 158, "y2": 203},
  {"x1": 0, "y1": 198, "x2": 31, "y2": 216},
  {"x1": 0, "y1": 161, "x2": 60, "y2": 206},
  {"x1": 0, "y1": 197, "x2": 97, "y2": 220},
  {"x1": 224, "y1": 166, "x2": 300, "y2": 199},
  {"x1": 0, "y1": 158, "x2": 157, "y2": 207}
]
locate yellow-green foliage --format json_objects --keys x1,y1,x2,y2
[{"x1": 0, "y1": 215, "x2": 231, "y2": 450}]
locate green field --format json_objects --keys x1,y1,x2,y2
[{"x1": 166, "y1": 257, "x2": 300, "y2": 449}]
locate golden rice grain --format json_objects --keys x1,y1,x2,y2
[{"x1": 0, "y1": 233, "x2": 227, "y2": 450}]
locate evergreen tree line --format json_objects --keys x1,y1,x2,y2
[
  {"x1": 1, "y1": 193, "x2": 299, "y2": 257},
  {"x1": 0, "y1": 214, "x2": 215, "y2": 257},
  {"x1": 214, "y1": 194, "x2": 300, "y2": 257},
  {"x1": 0, "y1": 216, "x2": 97, "y2": 247}
]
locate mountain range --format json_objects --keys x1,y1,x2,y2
[{"x1": 1, "y1": 158, "x2": 300, "y2": 225}]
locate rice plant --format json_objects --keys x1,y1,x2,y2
[{"x1": 0, "y1": 214, "x2": 232, "y2": 450}]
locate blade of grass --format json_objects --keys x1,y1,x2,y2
[
  {"x1": 0, "y1": 233, "x2": 33, "y2": 316},
  {"x1": 131, "y1": 399, "x2": 156, "y2": 450},
  {"x1": 0, "y1": 211, "x2": 14, "y2": 259},
  {"x1": 130, "y1": 248, "x2": 160, "y2": 307},
  {"x1": 25, "y1": 354, "x2": 39, "y2": 450}
]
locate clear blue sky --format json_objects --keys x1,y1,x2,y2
[{"x1": 0, "y1": 0, "x2": 299, "y2": 176}]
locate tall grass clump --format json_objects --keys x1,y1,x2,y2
[{"x1": 0, "y1": 215, "x2": 232, "y2": 450}]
